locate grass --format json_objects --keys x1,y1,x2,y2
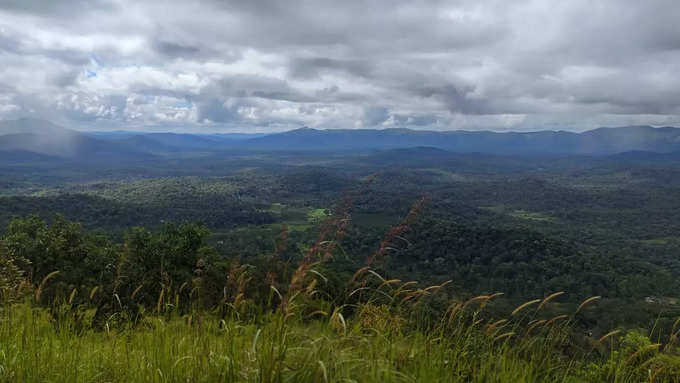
[
  {"x1": 307, "y1": 208, "x2": 330, "y2": 223},
  {"x1": 480, "y1": 206, "x2": 556, "y2": 223},
  {"x1": 639, "y1": 236, "x2": 680, "y2": 246},
  {"x1": 264, "y1": 202, "x2": 328, "y2": 227},
  {"x1": 1, "y1": 275, "x2": 680, "y2": 382},
  {"x1": 0, "y1": 303, "x2": 568, "y2": 382},
  {"x1": 508, "y1": 210, "x2": 555, "y2": 222}
]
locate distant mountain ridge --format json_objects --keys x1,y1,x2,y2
[
  {"x1": 3, "y1": 118, "x2": 680, "y2": 160},
  {"x1": 243, "y1": 125, "x2": 680, "y2": 154}
]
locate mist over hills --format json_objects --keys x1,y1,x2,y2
[
  {"x1": 3, "y1": 118, "x2": 680, "y2": 161},
  {"x1": 0, "y1": 119, "x2": 155, "y2": 160}
]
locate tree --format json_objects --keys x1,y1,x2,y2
[
  {"x1": 118, "y1": 223, "x2": 214, "y2": 311},
  {"x1": 2, "y1": 215, "x2": 117, "y2": 302}
]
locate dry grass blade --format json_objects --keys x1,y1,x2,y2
[
  {"x1": 305, "y1": 279, "x2": 318, "y2": 294},
  {"x1": 486, "y1": 319, "x2": 508, "y2": 335},
  {"x1": 494, "y1": 332, "x2": 515, "y2": 342},
  {"x1": 252, "y1": 328, "x2": 261, "y2": 354},
  {"x1": 463, "y1": 295, "x2": 490, "y2": 308},
  {"x1": 598, "y1": 330, "x2": 621, "y2": 343},
  {"x1": 393, "y1": 281, "x2": 418, "y2": 295},
  {"x1": 156, "y1": 288, "x2": 165, "y2": 313},
  {"x1": 545, "y1": 314, "x2": 569, "y2": 326},
  {"x1": 348, "y1": 287, "x2": 371, "y2": 298},
  {"x1": 189, "y1": 286, "x2": 199, "y2": 300},
  {"x1": 575, "y1": 296, "x2": 601, "y2": 314},
  {"x1": 367, "y1": 196, "x2": 428, "y2": 266},
  {"x1": 89, "y1": 285, "x2": 101, "y2": 301},
  {"x1": 270, "y1": 285, "x2": 283, "y2": 301},
  {"x1": 377, "y1": 279, "x2": 402, "y2": 291},
  {"x1": 309, "y1": 269, "x2": 328, "y2": 283},
  {"x1": 307, "y1": 310, "x2": 328, "y2": 318},
  {"x1": 424, "y1": 280, "x2": 452, "y2": 292},
  {"x1": 672, "y1": 317, "x2": 680, "y2": 334},
  {"x1": 526, "y1": 320, "x2": 547, "y2": 335},
  {"x1": 366, "y1": 270, "x2": 387, "y2": 284},
  {"x1": 318, "y1": 360, "x2": 329, "y2": 383},
  {"x1": 35, "y1": 271, "x2": 60, "y2": 302},
  {"x1": 350, "y1": 266, "x2": 370, "y2": 284},
  {"x1": 233, "y1": 292, "x2": 244, "y2": 306},
  {"x1": 130, "y1": 284, "x2": 144, "y2": 300},
  {"x1": 446, "y1": 303, "x2": 463, "y2": 323},
  {"x1": 178, "y1": 281, "x2": 189, "y2": 294},
  {"x1": 330, "y1": 308, "x2": 347, "y2": 335},
  {"x1": 537, "y1": 292, "x2": 564, "y2": 311},
  {"x1": 68, "y1": 288, "x2": 77, "y2": 305},
  {"x1": 399, "y1": 290, "x2": 427, "y2": 305},
  {"x1": 511, "y1": 299, "x2": 541, "y2": 316}
]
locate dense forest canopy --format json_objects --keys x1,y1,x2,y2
[{"x1": 2, "y1": 144, "x2": 680, "y2": 327}]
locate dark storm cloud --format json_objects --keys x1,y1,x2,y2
[{"x1": 1, "y1": 0, "x2": 680, "y2": 131}]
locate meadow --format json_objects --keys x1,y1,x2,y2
[{"x1": 1, "y1": 245, "x2": 680, "y2": 382}]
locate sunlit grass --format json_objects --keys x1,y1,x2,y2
[{"x1": 1, "y1": 276, "x2": 679, "y2": 382}]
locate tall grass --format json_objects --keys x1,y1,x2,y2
[{"x1": 1, "y1": 271, "x2": 679, "y2": 382}]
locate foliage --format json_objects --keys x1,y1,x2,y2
[
  {"x1": 2, "y1": 216, "x2": 116, "y2": 302},
  {"x1": 2, "y1": 147, "x2": 680, "y2": 380},
  {"x1": 0, "y1": 273, "x2": 679, "y2": 382},
  {"x1": 0, "y1": 240, "x2": 27, "y2": 303}
]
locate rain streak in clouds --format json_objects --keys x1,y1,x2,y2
[{"x1": 1, "y1": 0, "x2": 680, "y2": 132}]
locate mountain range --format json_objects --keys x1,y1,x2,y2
[
  {"x1": 242, "y1": 126, "x2": 680, "y2": 154},
  {"x1": 3, "y1": 118, "x2": 680, "y2": 161}
]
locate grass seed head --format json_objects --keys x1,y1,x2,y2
[{"x1": 511, "y1": 299, "x2": 541, "y2": 316}]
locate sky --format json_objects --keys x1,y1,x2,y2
[{"x1": 1, "y1": 0, "x2": 680, "y2": 133}]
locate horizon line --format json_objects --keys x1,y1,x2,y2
[{"x1": 2, "y1": 117, "x2": 679, "y2": 135}]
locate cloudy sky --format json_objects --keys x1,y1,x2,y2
[{"x1": 1, "y1": 0, "x2": 679, "y2": 132}]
